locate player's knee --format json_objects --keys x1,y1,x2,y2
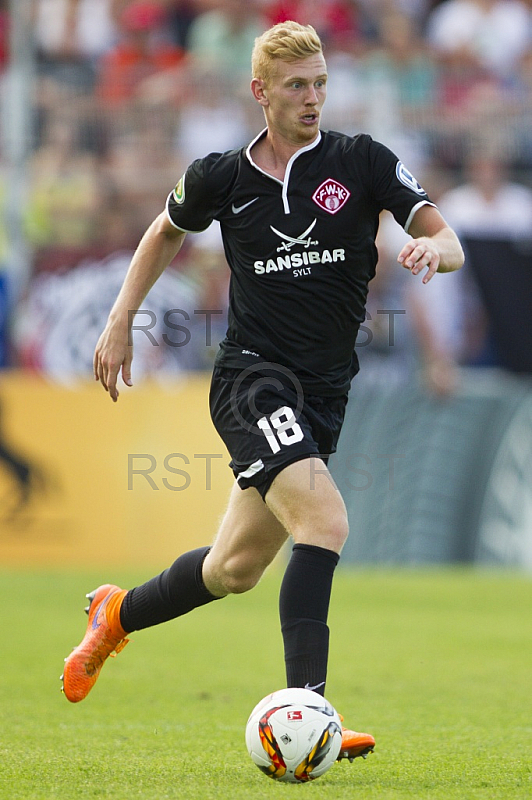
[
  {"x1": 219, "y1": 555, "x2": 265, "y2": 595},
  {"x1": 293, "y1": 513, "x2": 349, "y2": 554},
  {"x1": 322, "y1": 515, "x2": 349, "y2": 552}
]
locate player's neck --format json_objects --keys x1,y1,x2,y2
[{"x1": 251, "y1": 129, "x2": 319, "y2": 181}]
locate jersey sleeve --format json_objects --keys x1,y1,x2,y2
[
  {"x1": 166, "y1": 155, "x2": 222, "y2": 233},
  {"x1": 367, "y1": 139, "x2": 436, "y2": 232}
]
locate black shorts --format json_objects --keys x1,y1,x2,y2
[{"x1": 209, "y1": 364, "x2": 348, "y2": 500}]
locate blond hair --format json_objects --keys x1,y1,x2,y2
[{"x1": 252, "y1": 21, "x2": 323, "y2": 85}]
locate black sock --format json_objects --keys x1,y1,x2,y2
[
  {"x1": 120, "y1": 546, "x2": 220, "y2": 632},
  {"x1": 279, "y1": 543, "x2": 339, "y2": 696}
]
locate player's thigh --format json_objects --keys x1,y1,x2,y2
[
  {"x1": 210, "y1": 365, "x2": 324, "y2": 500},
  {"x1": 203, "y1": 480, "x2": 289, "y2": 594},
  {"x1": 265, "y1": 456, "x2": 349, "y2": 554}
]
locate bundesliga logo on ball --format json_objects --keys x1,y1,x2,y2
[{"x1": 245, "y1": 688, "x2": 343, "y2": 782}]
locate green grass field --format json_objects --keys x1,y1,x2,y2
[{"x1": 1, "y1": 567, "x2": 530, "y2": 799}]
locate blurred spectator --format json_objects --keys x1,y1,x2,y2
[
  {"x1": 377, "y1": 207, "x2": 469, "y2": 397},
  {"x1": 426, "y1": 1, "x2": 529, "y2": 165},
  {"x1": 458, "y1": 237, "x2": 532, "y2": 374},
  {"x1": 174, "y1": 67, "x2": 251, "y2": 164},
  {"x1": 96, "y1": 0, "x2": 185, "y2": 106},
  {"x1": 407, "y1": 264, "x2": 470, "y2": 396},
  {"x1": 167, "y1": 0, "x2": 198, "y2": 49},
  {"x1": 32, "y1": 0, "x2": 118, "y2": 63},
  {"x1": 0, "y1": 0, "x2": 8, "y2": 72},
  {"x1": 359, "y1": 9, "x2": 437, "y2": 156},
  {"x1": 353, "y1": 211, "x2": 418, "y2": 389},
  {"x1": 513, "y1": 47, "x2": 532, "y2": 167},
  {"x1": 265, "y1": 0, "x2": 359, "y2": 48},
  {"x1": 179, "y1": 221, "x2": 230, "y2": 368},
  {"x1": 27, "y1": 114, "x2": 109, "y2": 265},
  {"x1": 186, "y1": 0, "x2": 264, "y2": 83},
  {"x1": 437, "y1": 152, "x2": 532, "y2": 238},
  {"x1": 356, "y1": 0, "x2": 435, "y2": 41},
  {"x1": 429, "y1": 58, "x2": 519, "y2": 167},
  {"x1": 408, "y1": 150, "x2": 532, "y2": 388},
  {"x1": 367, "y1": 10, "x2": 436, "y2": 115},
  {"x1": 31, "y1": 0, "x2": 120, "y2": 106},
  {"x1": 105, "y1": 107, "x2": 184, "y2": 239},
  {"x1": 427, "y1": 0, "x2": 532, "y2": 79},
  {"x1": 31, "y1": 2, "x2": 115, "y2": 180}
]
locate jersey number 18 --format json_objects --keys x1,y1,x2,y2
[{"x1": 257, "y1": 406, "x2": 304, "y2": 453}]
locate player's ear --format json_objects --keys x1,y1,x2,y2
[{"x1": 251, "y1": 78, "x2": 269, "y2": 107}]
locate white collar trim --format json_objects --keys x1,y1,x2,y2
[{"x1": 246, "y1": 128, "x2": 322, "y2": 214}]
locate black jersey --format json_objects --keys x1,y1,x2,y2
[{"x1": 167, "y1": 129, "x2": 435, "y2": 396}]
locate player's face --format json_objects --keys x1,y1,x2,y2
[{"x1": 261, "y1": 54, "x2": 327, "y2": 145}]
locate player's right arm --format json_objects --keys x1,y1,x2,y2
[{"x1": 94, "y1": 212, "x2": 187, "y2": 402}]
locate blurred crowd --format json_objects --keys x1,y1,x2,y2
[{"x1": 1, "y1": 0, "x2": 532, "y2": 385}]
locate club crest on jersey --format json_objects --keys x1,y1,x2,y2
[
  {"x1": 173, "y1": 175, "x2": 185, "y2": 204},
  {"x1": 396, "y1": 162, "x2": 426, "y2": 195},
  {"x1": 312, "y1": 178, "x2": 350, "y2": 215}
]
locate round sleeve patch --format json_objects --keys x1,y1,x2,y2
[{"x1": 396, "y1": 162, "x2": 426, "y2": 195}]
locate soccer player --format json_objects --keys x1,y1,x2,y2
[{"x1": 62, "y1": 21, "x2": 464, "y2": 763}]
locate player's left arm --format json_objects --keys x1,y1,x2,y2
[{"x1": 398, "y1": 204, "x2": 464, "y2": 284}]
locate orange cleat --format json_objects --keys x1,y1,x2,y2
[
  {"x1": 61, "y1": 584, "x2": 129, "y2": 703},
  {"x1": 337, "y1": 718, "x2": 375, "y2": 762}
]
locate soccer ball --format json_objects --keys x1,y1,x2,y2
[{"x1": 245, "y1": 688, "x2": 342, "y2": 783}]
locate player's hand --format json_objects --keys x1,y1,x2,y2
[
  {"x1": 93, "y1": 321, "x2": 133, "y2": 402},
  {"x1": 397, "y1": 237, "x2": 441, "y2": 284}
]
